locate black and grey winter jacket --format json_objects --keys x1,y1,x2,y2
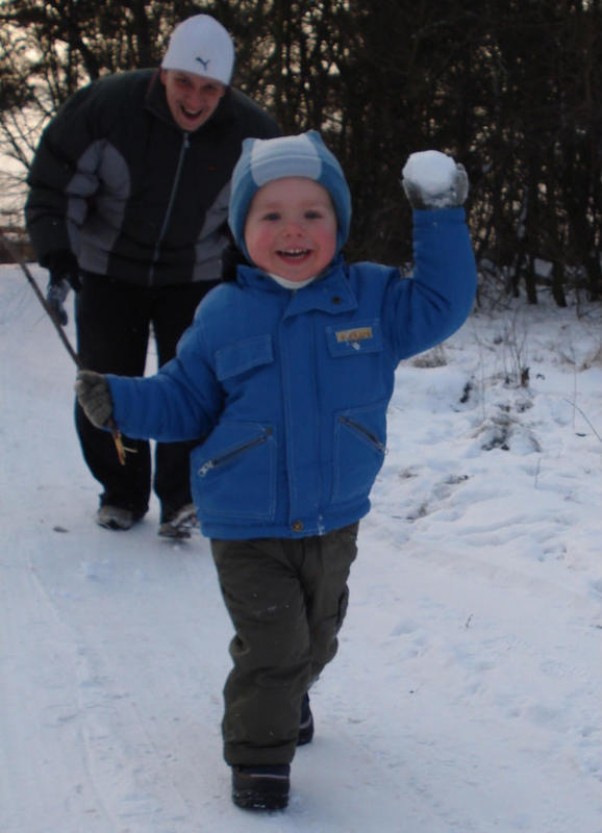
[{"x1": 25, "y1": 69, "x2": 280, "y2": 286}]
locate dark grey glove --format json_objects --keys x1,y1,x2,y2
[
  {"x1": 45, "y1": 251, "x2": 81, "y2": 326},
  {"x1": 401, "y1": 151, "x2": 469, "y2": 209},
  {"x1": 46, "y1": 279, "x2": 71, "y2": 326},
  {"x1": 75, "y1": 370, "x2": 114, "y2": 429}
]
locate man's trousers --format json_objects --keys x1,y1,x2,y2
[{"x1": 75, "y1": 273, "x2": 218, "y2": 517}]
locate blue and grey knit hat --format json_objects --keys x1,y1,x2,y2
[{"x1": 228, "y1": 130, "x2": 352, "y2": 261}]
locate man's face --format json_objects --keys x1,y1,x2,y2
[{"x1": 160, "y1": 69, "x2": 226, "y2": 131}]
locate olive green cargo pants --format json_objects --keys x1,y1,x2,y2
[{"x1": 210, "y1": 523, "x2": 359, "y2": 766}]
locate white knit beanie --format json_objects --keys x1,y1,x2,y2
[{"x1": 161, "y1": 15, "x2": 235, "y2": 86}]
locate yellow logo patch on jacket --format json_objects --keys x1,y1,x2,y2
[{"x1": 335, "y1": 327, "x2": 374, "y2": 343}]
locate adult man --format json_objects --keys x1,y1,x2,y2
[{"x1": 25, "y1": 14, "x2": 280, "y2": 536}]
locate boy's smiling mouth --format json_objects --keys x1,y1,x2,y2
[{"x1": 278, "y1": 248, "x2": 311, "y2": 259}]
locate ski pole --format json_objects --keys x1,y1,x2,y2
[{"x1": 1, "y1": 231, "x2": 129, "y2": 465}]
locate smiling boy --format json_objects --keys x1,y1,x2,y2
[
  {"x1": 244, "y1": 177, "x2": 338, "y2": 283},
  {"x1": 75, "y1": 131, "x2": 477, "y2": 811}
]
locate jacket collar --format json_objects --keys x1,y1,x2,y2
[{"x1": 237, "y1": 256, "x2": 358, "y2": 317}]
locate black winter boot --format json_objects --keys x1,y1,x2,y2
[{"x1": 232, "y1": 764, "x2": 290, "y2": 810}]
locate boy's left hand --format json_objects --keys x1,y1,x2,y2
[{"x1": 401, "y1": 150, "x2": 469, "y2": 209}]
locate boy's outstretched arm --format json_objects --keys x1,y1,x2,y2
[
  {"x1": 75, "y1": 326, "x2": 221, "y2": 443},
  {"x1": 391, "y1": 150, "x2": 477, "y2": 358}
]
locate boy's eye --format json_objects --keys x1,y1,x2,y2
[
  {"x1": 262, "y1": 212, "x2": 281, "y2": 221},
  {"x1": 305, "y1": 210, "x2": 323, "y2": 220}
]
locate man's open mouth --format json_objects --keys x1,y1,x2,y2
[{"x1": 180, "y1": 105, "x2": 203, "y2": 119}]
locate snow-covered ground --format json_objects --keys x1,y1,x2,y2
[{"x1": 1, "y1": 264, "x2": 601, "y2": 833}]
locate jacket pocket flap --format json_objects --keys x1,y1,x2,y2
[{"x1": 215, "y1": 334, "x2": 273, "y2": 380}]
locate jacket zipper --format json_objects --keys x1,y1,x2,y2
[
  {"x1": 198, "y1": 429, "x2": 273, "y2": 477},
  {"x1": 148, "y1": 132, "x2": 190, "y2": 285},
  {"x1": 339, "y1": 415, "x2": 386, "y2": 454}
]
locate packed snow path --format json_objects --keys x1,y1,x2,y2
[{"x1": 1, "y1": 266, "x2": 601, "y2": 832}]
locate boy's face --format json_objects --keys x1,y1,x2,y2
[
  {"x1": 244, "y1": 177, "x2": 337, "y2": 282},
  {"x1": 160, "y1": 69, "x2": 225, "y2": 131}
]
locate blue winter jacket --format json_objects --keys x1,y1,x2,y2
[{"x1": 107, "y1": 207, "x2": 477, "y2": 539}]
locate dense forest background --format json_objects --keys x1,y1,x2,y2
[{"x1": 1, "y1": 0, "x2": 601, "y2": 305}]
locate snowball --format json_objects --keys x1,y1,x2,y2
[{"x1": 402, "y1": 150, "x2": 456, "y2": 195}]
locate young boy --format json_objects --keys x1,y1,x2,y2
[{"x1": 75, "y1": 131, "x2": 477, "y2": 811}]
